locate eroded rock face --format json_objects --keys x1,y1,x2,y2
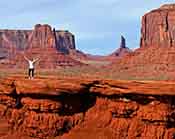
[
  {"x1": 0, "y1": 30, "x2": 31, "y2": 59},
  {"x1": 29, "y1": 24, "x2": 55, "y2": 49},
  {"x1": 140, "y1": 4, "x2": 175, "y2": 48},
  {"x1": 0, "y1": 77, "x2": 175, "y2": 138},
  {"x1": 54, "y1": 29, "x2": 76, "y2": 54}
]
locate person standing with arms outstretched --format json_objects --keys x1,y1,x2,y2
[{"x1": 24, "y1": 55, "x2": 40, "y2": 79}]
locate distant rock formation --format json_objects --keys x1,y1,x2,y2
[
  {"x1": 110, "y1": 35, "x2": 132, "y2": 57},
  {"x1": 0, "y1": 24, "x2": 84, "y2": 68},
  {"x1": 110, "y1": 4, "x2": 175, "y2": 79},
  {"x1": 0, "y1": 24, "x2": 76, "y2": 57},
  {"x1": 120, "y1": 35, "x2": 126, "y2": 48},
  {"x1": 140, "y1": 4, "x2": 175, "y2": 48}
]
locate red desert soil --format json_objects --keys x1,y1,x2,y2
[{"x1": 0, "y1": 76, "x2": 175, "y2": 139}]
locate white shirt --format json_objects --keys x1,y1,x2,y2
[{"x1": 28, "y1": 60, "x2": 34, "y2": 69}]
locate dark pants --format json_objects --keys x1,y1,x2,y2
[{"x1": 28, "y1": 68, "x2": 34, "y2": 77}]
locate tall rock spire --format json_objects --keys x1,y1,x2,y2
[
  {"x1": 109, "y1": 35, "x2": 132, "y2": 57},
  {"x1": 120, "y1": 35, "x2": 126, "y2": 48}
]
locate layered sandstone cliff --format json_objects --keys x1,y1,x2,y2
[
  {"x1": 140, "y1": 4, "x2": 175, "y2": 48},
  {"x1": 0, "y1": 77, "x2": 175, "y2": 138}
]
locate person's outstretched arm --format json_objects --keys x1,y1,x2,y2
[
  {"x1": 24, "y1": 55, "x2": 29, "y2": 61},
  {"x1": 33, "y1": 57, "x2": 40, "y2": 63}
]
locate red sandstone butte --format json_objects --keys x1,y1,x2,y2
[
  {"x1": 140, "y1": 4, "x2": 175, "y2": 48},
  {"x1": 0, "y1": 24, "x2": 76, "y2": 56},
  {"x1": 0, "y1": 24, "x2": 84, "y2": 68}
]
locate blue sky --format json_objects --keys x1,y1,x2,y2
[{"x1": 0, "y1": 0, "x2": 175, "y2": 55}]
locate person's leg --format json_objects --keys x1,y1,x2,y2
[
  {"x1": 32, "y1": 69, "x2": 34, "y2": 79},
  {"x1": 28, "y1": 69, "x2": 31, "y2": 79}
]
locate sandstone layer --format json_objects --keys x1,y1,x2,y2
[{"x1": 0, "y1": 77, "x2": 175, "y2": 138}]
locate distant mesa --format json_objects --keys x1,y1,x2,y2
[{"x1": 110, "y1": 35, "x2": 132, "y2": 57}]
